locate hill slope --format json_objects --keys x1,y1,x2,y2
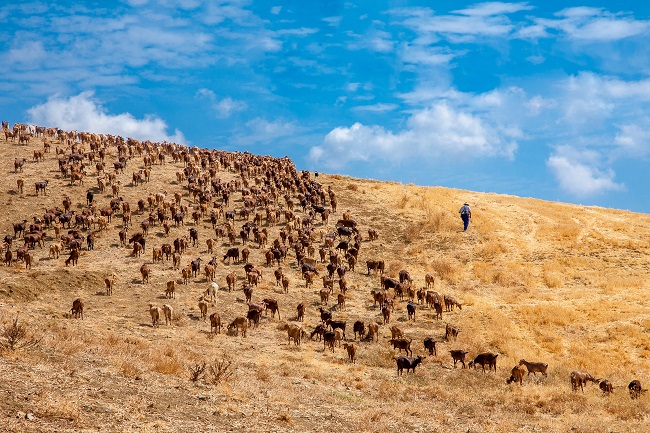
[{"x1": 1, "y1": 129, "x2": 650, "y2": 433}]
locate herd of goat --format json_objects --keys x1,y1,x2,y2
[{"x1": 1, "y1": 121, "x2": 646, "y2": 400}]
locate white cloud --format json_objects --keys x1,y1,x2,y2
[
  {"x1": 614, "y1": 122, "x2": 650, "y2": 157},
  {"x1": 547, "y1": 151, "x2": 625, "y2": 196},
  {"x1": 214, "y1": 97, "x2": 247, "y2": 117},
  {"x1": 230, "y1": 117, "x2": 298, "y2": 147},
  {"x1": 271, "y1": 6, "x2": 282, "y2": 15},
  {"x1": 196, "y1": 89, "x2": 247, "y2": 118},
  {"x1": 351, "y1": 103, "x2": 398, "y2": 113},
  {"x1": 452, "y1": 2, "x2": 534, "y2": 17},
  {"x1": 523, "y1": 8, "x2": 649, "y2": 41},
  {"x1": 276, "y1": 27, "x2": 319, "y2": 36},
  {"x1": 347, "y1": 29, "x2": 395, "y2": 53},
  {"x1": 27, "y1": 91, "x2": 186, "y2": 143},
  {"x1": 323, "y1": 16, "x2": 342, "y2": 27},
  {"x1": 310, "y1": 102, "x2": 518, "y2": 169},
  {"x1": 401, "y1": 44, "x2": 455, "y2": 66}
]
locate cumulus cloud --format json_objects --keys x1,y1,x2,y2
[
  {"x1": 27, "y1": 91, "x2": 186, "y2": 143},
  {"x1": 547, "y1": 151, "x2": 625, "y2": 196},
  {"x1": 310, "y1": 102, "x2": 518, "y2": 169}
]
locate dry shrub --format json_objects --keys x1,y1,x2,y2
[
  {"x1": 430, "y1": 259, "x2": 458, "y2": 282},
  {"x1": 554, "y1": 222, "x2": 581, "y2": 241},
  {"x1": 189, "y1": 355, "x2": 234, "y2": 385},
  {"x1": 518, "y1": 304, "x2": 579, "y2": 327},
  {"x1": 397, "y1": 193, "x2": 409, "y2": 209},
  {"x1": 40, "y1": 395, "x2": 80, "y2": 423},
  {"x1": 473, "y1": 262, "x2": 533, "y2": 287},
  {"x1": 424, "y1": 209, "x2": 456, "y2": 233},
  {"x1": 347, "y1": 183, "x2": 358, "y2": 191},
  {"x1": 0, "y1": 315, "x2": 40, "y2": 352},
  {"x1": 120, "y1": 360, "x2": 141, "y2": 378},
  {"x1": 477, "y1": 240, "x2": 507, "y2": 259},
  {"x1": 151, "y1": 346, "x2": 184, "y2": 376},
  {"x1": 387, "y1": 261, "x2": 404, "y2": 276},
  {"x1": 404, "y1": 221, "x2": 425, "y2": 243}
]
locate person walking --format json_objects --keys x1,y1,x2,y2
[{"x1": 459, "y1": 202, "x2": 471, "y2": 231}]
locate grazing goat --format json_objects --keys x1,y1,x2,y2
[
  {"x1": 389, "y1": 338, "x2": 413, "y2": 356},
  {"x1": 599, "y1": 380, "x2": 614, "y2": 395},
  {"x1": 570, "y1": 371, "x2": 599, "y2": 392},
  {"x1": 353, "y1": 321, "x2": 365, "y2": 340},
  {"x1": 228, "y1": 317, "x2": 248, "y2": 337},
  {"x1": 629, "y1": 380, "x2": 645, "y2": 399},
  {"x1": 469, "y1": 353, "x2": 498, "y2": 373},
  {"x1": 445, "y1": 323, "x2": 459, "y2": 341},
  {"x1": 507, "y1": 365, "x2": 526, "y2": 385},
  {"x1": 395, "y1": 356, "x2": 425, "y2": 375},
  {"x1": 204, "y1": 282, "x2": 218, "y2": 303},
  {"x1": 518, "y1": 359, "x2": 548, "y2": 377},
  {"x1": 423, "y1": 337, "x2": 437, "y2": 356},
  {"x1": 285, "y1": 323, "x2": 305, "y2": 346},
  {"x1": 71, "y1": 298, "x2": 84, "y2": 319}
]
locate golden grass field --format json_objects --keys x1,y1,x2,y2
[{"x1": 1, "y1": 129, "x2": 650, "y2": 433}]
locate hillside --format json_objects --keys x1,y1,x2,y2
[{"x1": 1, "y1": 127, "x2": 650, "y2": 433}]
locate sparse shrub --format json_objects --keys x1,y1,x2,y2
[
  {"x1": 347, "y1": 183, "x2": 358, "y2": 191},
  {"x1": 1, "y1": 315, "x2": 40, "y2": 352},
  {"x1": 430, "y1": 259, "x2": 458, "y2": 281},
  {"x1": 189, "y1": 355, "x2": 234, "y2": 385},
  {"x1": 189, "y1": 362, "x2": 207, "y2": 382}
]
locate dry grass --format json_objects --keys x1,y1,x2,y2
[{"x1": 1, "y1": 132, "x2": 650, "y2": 432}]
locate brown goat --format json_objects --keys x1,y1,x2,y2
[{"x1": 507, "y1": 365, "x2": 526, "y2": 385}]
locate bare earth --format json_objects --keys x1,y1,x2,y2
[{"x1": 1, "y1": 131, "x2": 650, "y2": 433}]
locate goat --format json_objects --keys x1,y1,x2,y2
[
  {"x1": 469, "y1": 353, "x2": 498, "y2": 373},
  {"x1": 342, "y1": 343, "x2": 357, "y2": 363},
  {"x1": 599, "y1": 380, "x2": 614, "y2": 395},
  {"x1": 445, "y1": 323, "x2": 459, "y2": 341},
  {"x1": 204, "y1": 282, "x2": 218, "y2": 303},
  {"x1": 148, "y1": 304, "x2": 161, "y2": 328},
  {"x1": 570, "y1": 371, "x2": 600, "y2": 392},
  {"x1": 165, "y1": 280, "x2": 177, "y2": 299},
  {"x1": 450, "y1": 350, "x2": 468, "y2": 368},
  {"x1": 209, "y1": 312, "x2": 221, "y2": 334},
  {"x1": 507, "y1": 365, "x2": 526, "y2": 385},
  {"x1": 390, "y1": 325, "x2": 403, "y2": 339},
  {"x1": 518, "y1": 359, "x2": 548, "y2": 377},
  {"x1": 395, "y1": 355, "x2": 425, "y2": 375},
  {"x1": 198, "y1": 299, "x2": 209, "y2": 320},
  {"x1": 389, "y1": 338, "x2": 413, "y2": 356},
  {"x1": 423, "y1": 337, "x2": 437, "y2": 356},
  {"x1": 104, "y1": 273, "x2": 116, "y2": 296},
  {"x1": 162, "y1": 304, "x2": 173, "y2": 325},
  {"x1": 367, "y1": 321, "x2": 379, "y2": 342},
  {"x1": 629, "y1": 380, "x2": 646, "y2": 399},
  {"x1": 228, "y1": 317, "x2": 248, "y2": 337},
  {"x1": 71, "y1": 298, "x2": 84, "y2": 319}
]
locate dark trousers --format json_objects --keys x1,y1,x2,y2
[{"x1": 461, "y1": 214, "x2": 470, "y2": 231}]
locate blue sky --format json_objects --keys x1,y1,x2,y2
[{"x1": 2, "y1": 1, "x2": 650, "y2": 213}]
